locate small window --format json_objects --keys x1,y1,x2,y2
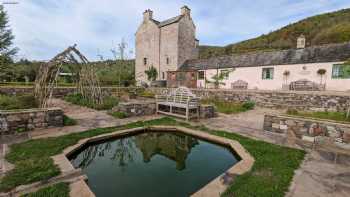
[
  {"x1": 166, "y1": 57, "x2": 170, "y2": 65},
  {"x1": 176, "y1": 72, "x2": 186, "y2": 81},
  {"x1": 198, "y1": 71, "x2": 205, "y2": 80},
  {"x1": 220, "y1": 69, "x2": 230, "y2": 80},
  {"x1": 262, "y1": 68, "x2": 274, "y2": 80},
  {"x1": 332, "y1": 64, "x2": 350, "y2": 79},
  {"x1": 143, "y1": 58, "x2": 147, "y2": 66},
  {"x1": 191, "y1": 73, "x2": 196, "y2": 80},
  {"x1": 162, "y1": 72, "x2": 165, "y2": 79}
]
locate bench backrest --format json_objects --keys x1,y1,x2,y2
[{"x1": 231, "y1": 80, "x2": 248, "y2": 90}]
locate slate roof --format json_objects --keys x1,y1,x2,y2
[
  {"x1": 152, "y1": 15, "x2": 183, "y2": 27},
  {"x1": 180, "y1": 42, "x2": 350, "y2": 70}
]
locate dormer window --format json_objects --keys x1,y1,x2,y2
[{"x1": 143, "y1": 58, "x2": 147, "y2": 66}]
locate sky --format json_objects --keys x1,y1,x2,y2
[{"x1": 4, "y1": 0, "x2": 350, "y2": 61}]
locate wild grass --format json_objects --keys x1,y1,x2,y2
[
  {"x1": 64, "y1": 93, "x2": 118, "y2": 110},
  {"x1": 286, "y1": 109, "x2": 350, "y2": 123},
  {"x1": 21, "y1": 182, "x2": 69, "y2": 197},
  {"x1": 0, "y1": 94, "x2": 38, "y2": 110},
  {"x1": 0, "y1": 117, "x2": 305, "y2": 197},
  {"x1": 201, "y1": 99, "x2": 255, "y2": 114}
]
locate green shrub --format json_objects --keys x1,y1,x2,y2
[
  {"x1": 63, "y1": 115, "x2": 77, "y2": 126},
  {"x1": 242, "y1": 101, "x2": 255, "y2": 110},
  {"x1": 64, "y1": 93, "x2": 118, "y2": 110},
  {"x1": 110, "y1": 111, "x2": 128, "y2": 119},
  {"x1": 0, "y1": 94, "x2": 38, "y2": 110},
  {"x1": 286, "y1": 108, "x2": 299, "y2": 115},
  {"x1": 138, "y1": 90, "x2": 155, "y2": 98},
  {"x1": 201, "y1": 99, "x2": 254, "y2": 114}
]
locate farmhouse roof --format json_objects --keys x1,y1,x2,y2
[{"x1": 180, "y1": 42, "x2": 350, "y2": 70}]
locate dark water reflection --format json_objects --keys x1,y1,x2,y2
[{"x1": 69, "y1": 132, "x2": 239, "y2": 197}]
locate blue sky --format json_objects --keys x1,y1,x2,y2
[{"x1": 4, "y1": 0, "x2": 350, "y2": 61}]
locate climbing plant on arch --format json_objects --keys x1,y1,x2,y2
[{"x1": 34, "y1": 44, "x2": 103, "y2": 108}]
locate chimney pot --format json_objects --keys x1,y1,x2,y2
[
  {"x1": 181, "y1": 6, "x2": 191, "y2": 16},
  {"x1": 143, "y1": 9, "x2": 153, "y2": 21}
]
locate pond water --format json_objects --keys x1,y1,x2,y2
[{"x1": 69, "y1": 131, "x2": 239, "y2": 197}]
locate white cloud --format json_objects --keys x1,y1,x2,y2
[{"x1": 4, "y1": 0, "x2": 350, "y2": 60}]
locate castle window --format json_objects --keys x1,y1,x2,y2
[
  {"x1": 166, "y1": 57, "x2": 170, "y2": 65},
  {"x1": 143, "y1": 58, "x2": 147, "y2": 66},
  {"x1": 198, "y1": 71, "x2": 205, "y2": 80},
  {"x1": 332, "y1": 64, "x2": 350, "y2": 79},
  {"x1": 262, "y1": 68, "x2": 274, "y2": 80},
  {"x1": 162, "y1": 72, "x2": 165, "y2": 79}
]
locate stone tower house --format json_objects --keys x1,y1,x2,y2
[{"x1": 135, "y1": 6, "x2": 199, "y2": 84}]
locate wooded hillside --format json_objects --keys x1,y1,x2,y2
[{"x1": 199, "y1": 8, "x2": 350, "y2": 59}]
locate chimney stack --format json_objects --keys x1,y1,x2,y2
[
  {"x1": 181, "y1": 6, "x2": 191, "y2": 16},
  {"x1": 297, "y1": 34, "x2": 306, "y2": 49},
  {"x1": 143, "y1": 9, "x2": 153, "y2": 21}
]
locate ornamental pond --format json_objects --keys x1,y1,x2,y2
[{"x1": 69, "y1": 131, "x2": 240, "y2": 197}]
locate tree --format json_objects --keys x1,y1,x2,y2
[
  {"x1": 110, "y1": 38, "x2": 134, "y2": 86},
  {"x1": 0, "y1": 5, "x2": 17, "y2": 64},
  {"x1": 317, "y1": 69, "x2": 327, "y2": 84},
  {"x1": 145, "y1": 66, "x2": 158, "y2": 81},
  {"x1": 206, "y1": 65, "x2": 234, "y2": 89}
]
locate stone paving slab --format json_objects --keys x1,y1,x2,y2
[{"x1": 197, "y1": 108, "x2": 350, "y2": 197}]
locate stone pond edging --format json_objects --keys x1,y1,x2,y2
[
  {"x1": 263, "y1": 114, "x2": 350, "y2": 149},
  {"x1": 55, "y1": 126, "x2": 255, "y2": 197},
  {"x1": 0, "y1": 107, "x2": 64, "y2": 135}
]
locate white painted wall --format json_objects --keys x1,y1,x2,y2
[{"x1": 197, "y1": 62, "x2": 350, "y2": 91}]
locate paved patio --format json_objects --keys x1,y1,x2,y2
[
  {"x1": 1, "y1": 100, "x2": 350, "y2": 197},
  {"x1": 198, "y1": 108, "x2": 350, "y2": 197}
]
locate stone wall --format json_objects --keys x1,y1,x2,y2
[
  {"x1": 110, "y1": 100, "x2": 156, "y2": 118},
  {"x1": 1, "y1": 87, "x2": 349, "y2": 111},
  {"x1": 0, "y1": 107, "x2": 64, "y2": 135},
  {"x1": 148, "y1": 88, "x2": 350, "y2": 112},
  {"x1": 264, "y1": 114, "x2": 350, "y2": 148}
]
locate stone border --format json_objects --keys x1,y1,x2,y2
[
  {"x1": 58, "y1": 126, "x2": 254, "y2": 197},
  {"x1": 263, "y1": 114, "x2": 350, "y2": 149}
]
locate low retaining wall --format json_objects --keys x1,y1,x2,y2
[
  {"x1": 148, "y1": 88, "x2": 350, "y2": 111},
  {"x1": 263, "y1": 114, "x2": 350, "y2": 148},
  {"x1": 0, "y1": 107, "x2": 64, "y2": 135},
  {"x1": 1, "y1": 87, "x2": 349, "y2": 111},
  {"x1": 110, "y1": 100, "x2": 156, "y2": 117}
]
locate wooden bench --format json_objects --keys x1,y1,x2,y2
[
  {"x1": 231, "y1": 80, "x2": 248, "y2": 90},
  {"x1": 289, "y1": 79, "x2": 325, "y2": 91},
  {"x1": 155, "y1": 87, "x2": 200, "y2": 121}
]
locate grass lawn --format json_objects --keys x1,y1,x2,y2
[
  {"x1": 0, "y1": 94, "x2": 38, "y2": 110},
  {"x1": 21, "y1": 182, "x2": 69, "y2": 197},
  {"x1": 287, "y1": 109, "x2": 350, "y2": 123},
  {"x1": 201, "y1": 99, "x2": 255, "y2": 114},
  {"x1": 64, "y1": 93, "x2": 118, "y2": 110},
  {"x1": 0, "y1": 117, "x2": 305, "y2": 197}
]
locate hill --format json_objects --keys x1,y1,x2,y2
[{"x1": 198, "y1": 8, "x2": 350, "y2": 59}]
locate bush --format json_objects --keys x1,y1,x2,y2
[
  {"x1": 63, "y1": 115, "x2": 77, "y2": 126},
  {"x1": 138, "y1": 90, "x2": 155, "y2": 98},
  {"x1": 286, "y1": 108, "x2": 299, "y2": 115},
  {"x1": 64, "y1": 93, "x2": 118, "y2": 110},
  {"x1": 110, "y1": 111, "x2": 128, "y2": 119},
  {"x1": 242, "y1": 101, "x2": 255, "y2": 110},
  {"x1": 0, "y1": 94, "x2": 38, "y2": 110}
]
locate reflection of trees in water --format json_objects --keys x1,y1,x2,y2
[
  {"x1": 110, "y1": 138, "x2": 137, "y2": 167},
  {"x1": 71, "y1": 137, "x2": 137, "y2": 169},
  {"x1": 71, "y1": 132, "x2": 199, "y2": 170},
  {"x1": 72, "y1": 142, "x2": 112, "y2": 168},
  {"x1": 135, "y1": 132, "x2": 199, "y2": 171}
]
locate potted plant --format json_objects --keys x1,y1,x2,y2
[
  {"x1": 317, "y1": 69, "x2": 327, "y2": 84},
  {"x1": 283, "y1": 70, "x2": 290, "y2": 85}
]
